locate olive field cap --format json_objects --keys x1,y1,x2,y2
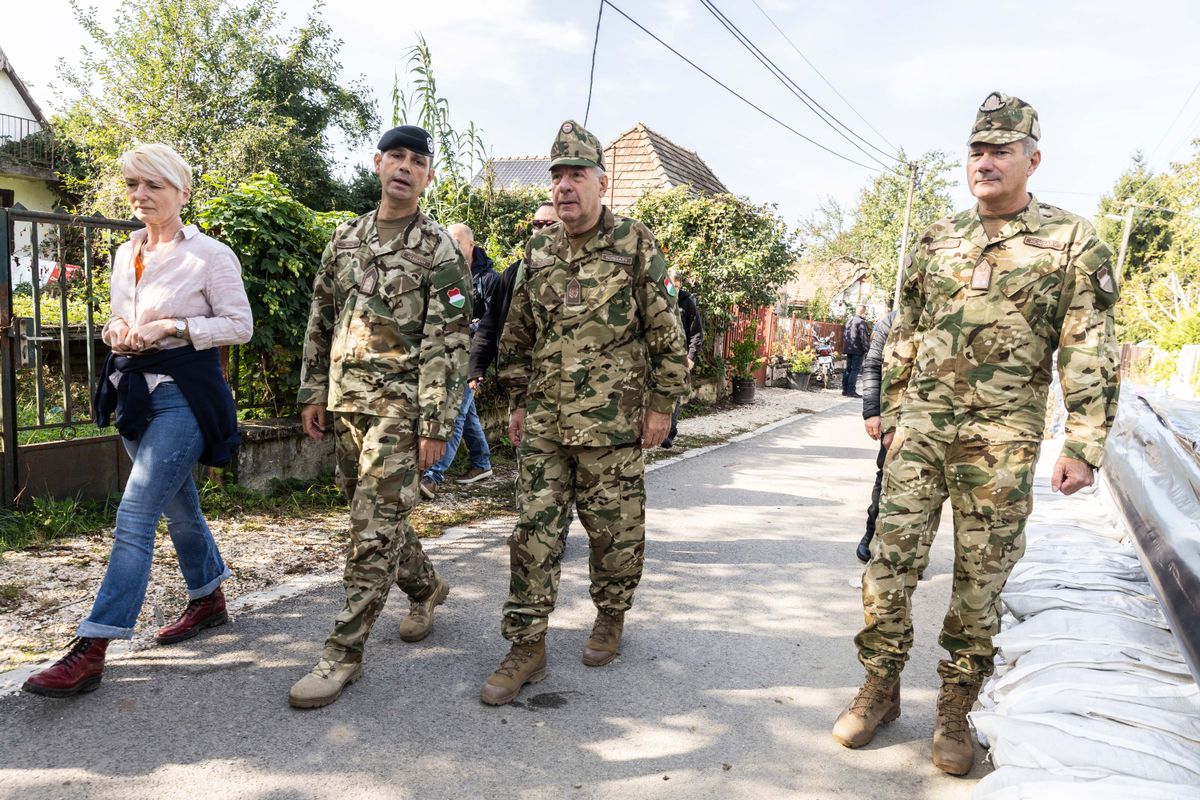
[
  {"x1": 378, "y1": 125, "x2": 435, "y2": 157},
  {"x1": 968, "y1": 92, "x2": 1041, "y2": 146},
  {"x1": 549, "y1": 120, "x2": 605, "y2": 170}
]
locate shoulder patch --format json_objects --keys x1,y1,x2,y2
[
  {"x1": 600, "y1": 251, "x2": 634, "y2": 265},
  {"x1": 928, "y1": 239, "x2": 961, "y2": 252},
  {"x1": 400, "y1": 251, "x2": 433, "y2": 269},
  {"x1": 1023, "y1": 236, "x2": 1067, "y2": 251}
]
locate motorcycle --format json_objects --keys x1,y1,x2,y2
[{"x1": 812, "y1": 335, "x2": 836, "y2": 389}]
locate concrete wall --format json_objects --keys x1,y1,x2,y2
[{"x1": 235, "y1": 419, "x2": 335, "y2": 493}]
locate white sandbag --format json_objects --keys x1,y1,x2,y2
[{"x1": 973, "y1": 765, "x2": 1200, "y2": 800}]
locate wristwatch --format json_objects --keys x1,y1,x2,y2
[{"x1": 174, "y1": 318, "x2": 188, "y2": 339}]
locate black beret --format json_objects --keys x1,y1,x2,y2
[{"x1": 377, "y1": 125, "x2": 435, "y2": 158}]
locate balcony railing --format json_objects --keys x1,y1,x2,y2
[{"x1": 0, "y1": 113, "x2": 54, "y2": 171}]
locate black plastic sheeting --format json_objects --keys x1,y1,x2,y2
[{"x1": 1104, "y1": 389, "x2": 1200, "y2": 684}]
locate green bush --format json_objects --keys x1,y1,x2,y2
[{"x1": 197, "y1": 172, "x2": 353, "y2": 417}]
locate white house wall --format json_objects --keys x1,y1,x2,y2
[{"x1": 0, "y1": 72, "x2": 39, "y2": 120}]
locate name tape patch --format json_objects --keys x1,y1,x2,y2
[
  {"x1": 401, "y1": 251, "x2": 433, "y2": 269},
  {"x1": 601, "y1": 252, "x2": 634, "y2": 265},
  {"x1": 335, "y1": 238, "x2": 361, "y2": 250},
  {"x1": 928, "y1": 239, "x2": 961, "y2": 252},
  {"x1": 1023, "y1": 236, "x2": 1067, "y2": 251}
]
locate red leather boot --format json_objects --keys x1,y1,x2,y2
[
  {"x1": 156, "y1": 586, "x2": 228, "y2": 645},
  {"x1": 22, "y1": 637, "x2": 109, "y2": 698}
]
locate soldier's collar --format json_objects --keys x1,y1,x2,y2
[
  {"x1": 361, "y1": 207, "x2": 425, "y2": 256},
  {"x1": 581, "y1": 206, "x2": 616, "y2": 255}
]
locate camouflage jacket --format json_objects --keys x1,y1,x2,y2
[
  {"x1": 499, "y1": 206, "x2": 689, "y2": 447},
  {"x1": 881, "y1": 196, "x2": 1120, "y2": 467},
  {"x1": 297, "y1": 209, "x2": 472, "y2": 440}
]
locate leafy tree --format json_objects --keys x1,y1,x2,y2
[
  {"x1": 195, "y1": 172, "x2": 352, "y2": 417},
  {"x1": 801, "y1": 150, "x2": 957, "y2": 303},
  {"x1": 633, "y1": 187, "x2": 800, "y2": 371},
  {"x1": 53, "y1": 0, "x2": 377, "y2": 215},
  {"x1": 1096, "y1": 153, "x2": 1173, "y2": 278}
]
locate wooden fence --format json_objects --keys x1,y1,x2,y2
[{"x1": 723, "y1": 308, "x2": 846, "y2": 383}]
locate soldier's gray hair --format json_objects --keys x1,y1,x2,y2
[
  {"x1": 1020, "y1": 136, "x2": 1039, "y2": 156},
  {"x1": 668, "y1": 268, "x2": 682, "y2": 281}
]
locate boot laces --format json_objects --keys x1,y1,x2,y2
[
  {"x1": 849, "y1": 675, "x2": 895, "y2": 716},
  {"x1": 495, "y1": 646, "x2": 537, "y2": 679},
  {"x1": 312, "y1": 658, "x2": 346, "y2": 680},
  {"x1": 937, "y1": 686, "x2": 977, "y2": 740},
  {"x1": 57, "y1": 637, "x2": 94, "y2": 669}
]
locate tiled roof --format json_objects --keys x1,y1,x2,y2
[
  {"x1": 786, "y1": 260, "x2": 866, "y2": 302},
  {"x1": 604, "y1": 123, "x2": 729, "y2": 213},
  {"x1": 471, "y1": 156, "x2": 552, "y2": 189}
]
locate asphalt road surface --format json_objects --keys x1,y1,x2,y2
[{"x1": 0, "y1": 399, "x2": 985, "y2": 799}]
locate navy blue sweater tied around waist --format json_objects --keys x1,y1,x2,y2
[{"x1": 94, "y1": 345, "x2": 241, "y2": 468}]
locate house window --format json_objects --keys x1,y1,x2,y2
[{"x1": 0, "y1": 189, "x2": 14, "y2": 209}]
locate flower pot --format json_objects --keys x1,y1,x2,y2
[
  {"x1": 731, "y1": 377, "x2": 756, "y2": 405},
  {"x1": 786, "y1": 371, "x2": 811, "y2": 391}
]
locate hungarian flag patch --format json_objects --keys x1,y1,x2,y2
[
  {"x1": 664, "y1": 276, "x2": 677, "y2": 296},
  {"x1": 447, "y1": 287, "x2": 466, "y2": 308}
]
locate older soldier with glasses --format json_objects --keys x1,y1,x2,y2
[
  {"x1": 480, "y1": 121, "x2": 688, "y2": 705},
  {"x1": 832, "y1": 92, "x2": 1120, "y2": 774},
  {"x1": 289, "y1": 125, "x2": 472, "y2": 708}
]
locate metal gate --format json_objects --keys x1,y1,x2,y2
[{"x1": 0, "y1": 205, "x2": 144, "y2": 507}]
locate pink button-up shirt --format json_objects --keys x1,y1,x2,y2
[{"x1": 105, "y1": 225, "x2": 253, "y2": 389}]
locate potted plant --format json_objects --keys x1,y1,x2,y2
[
  {"x1": 728, "y1": 327, "x2": 762, "y2": 404},
  {"x1": 787, "y1": 347, "x2": 815, "y2": 391}
]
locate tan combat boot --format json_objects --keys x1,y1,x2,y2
[
  {"x1": 480, "y1": 640, "x2": 547, "y2": 706},
  {"x1": 288, "y1": 658, "x2": 364, "y2": 709},
  {"x1": 399, "y1": 573, "x2": 450, "y2": 642},
  {"x1": 831, "y1": 674, "x2": 901, "y2": 748},
  {"x1": 932, "y1": 682, "x2": 981, "y2": 775},
  {"x1": 582, "y1": 610, "x2": 624, "y2": 667}
]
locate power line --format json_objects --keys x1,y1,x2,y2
[
  {"x1": 1147, "y1": 77, "x2": 1200, "y2": 164},
  {"x1": 747, "y1": 0, "x2": 899, "y2": 154},
  {"x1": 698, "y1": 0, "x2": 900, "y2": 170},
  {"x1": 583, "y1": 1, "x2": 605, "y2": 126},
  {"x1": 599, "y1": 0, "x2": 883, "y2": 173}
]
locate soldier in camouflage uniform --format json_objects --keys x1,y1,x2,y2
[
  {"x1": 288, "y1": 125, "x2": 472, "y2": 709},
  {"x1": 832, "y1": 93, "x2": 1120, "y2": 773},
  {"x1": 479, "y1": 120, "x2": 689, "y2": 705}
]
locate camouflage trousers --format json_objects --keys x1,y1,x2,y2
[
  {"x1": 322, "y1": 412, "x2": 438, "y2": 664},
  {"x1": 856, "y1": 426, "x2": 1039, "y2": 685},
  {"x1": 502, "y1": 436, "x2": 646, "y2": 644}
]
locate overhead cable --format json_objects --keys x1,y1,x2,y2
[
  {"x1": 700, "y1": 0, "x2": 901, "y2": 169},
  {"x1": 748, "y1": 0, "x2": 899, "y2": 153},
  {"x1": 600, "y1": 0, "x2": 883, "y2": 173},
  {"x1": 584, "y1": 1, "x2": 605, "y2": 126}
]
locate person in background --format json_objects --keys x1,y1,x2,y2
[
  {"x1": 857, "y1": 308, "x2": 896, "y2": 563},
  {"x1": 842, "y1": 304, "x2": 869, "y2": 397},
  {"x1": 23, "y1": 143, "x2": 253, "y2": 698},
  {"x1": 420, "y1": 223, "x2": 494, "y2": 498},
  {"x1": 468, "y1": 202, "x2": 559, "y2": 390},
  {"x1": 662, "y1": 268, "x2": 703, "y2": 449}
]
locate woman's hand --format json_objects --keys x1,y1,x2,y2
[{"x1": 124, "y1": 319, "x2": 175, "y2": 352}]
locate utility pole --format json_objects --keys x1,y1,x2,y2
[
  {"x1": 1115, "y1": 202, "x2": 1135, "y2": 288},
  {"x1": 893, "y1": 161, "x2": 917, "y2": 309}
]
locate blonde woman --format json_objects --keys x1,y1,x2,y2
[{"x1": 23, "y1": 144, "x2": 253, "y2": 697}]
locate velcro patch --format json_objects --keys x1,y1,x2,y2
[
  {"x1": 401, "y1": 251, "x2": 433, "y2": 269},
  {"x1": 529, "y1": 257, "x2": 556, "y2": 269},
  {"x1": 600, "y1": 252, "x2": 634, "y2": 265},
  {"x1": 335, "y1": 239, "x2": 361, "y2": 250},
  {"x1": 928, "y1": 239, "x2": 960, "y2": 251},
  {"x1": 1023, "y1": 236, "x2": 1067, "y2": 251}
]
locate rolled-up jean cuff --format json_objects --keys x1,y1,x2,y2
[
  {"x1": 187, "y1": 567, "x2": 231, "y2": 601},
  {"x1": 77, "y1": 620, "x2": 135, "y2": 640}
]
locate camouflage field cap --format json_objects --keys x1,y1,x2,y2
[
  {"x1": 549, "y1": 120, "x2": 605, "y2": 171},
  {"x1": 968, "y1": 92, "x2": 1041, "y2": 145}
]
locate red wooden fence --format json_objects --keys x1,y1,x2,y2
[{"x1": 723, "y1": 308, "x2": 846, "y2": 381}]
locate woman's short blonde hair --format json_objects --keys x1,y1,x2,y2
[{"x1": 118, "y1": 143, "x2": 193, "y2": 192}]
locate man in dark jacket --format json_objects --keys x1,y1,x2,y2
[
  {"x1": 468, "y1": 202, "x2": 558, "y2": 389},
  {"x1": 842, "y1": 305, "x2": 870, "y2": 397},
  {"x1": 663, "y1": 268, "x2": 702, "y2": 449},
  {"x1": 858, "y1": 309, "x2": 894, "y2": 561}
]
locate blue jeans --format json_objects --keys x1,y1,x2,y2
[
  {"x1": 422, "y1": 384, "x2": 491, "y2": 486},
  {"x1": 78, "y1": 382, "x2": 230, "y2": 639}
]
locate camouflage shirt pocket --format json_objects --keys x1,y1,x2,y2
[{"x1": 379, "y1": 269, "x2": 425, "y2": 333}]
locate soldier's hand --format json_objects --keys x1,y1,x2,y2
[
  {"x1": 468, "y1": 377, "x2": 482, "y2": 393},
  {"x1": 881, "y1": 430, "x2": 895, "y2": 449},
  {"x1": 508, "y1": 409, "x2": 526, "y2": 448},
  {"x1": 300, "y1": 404, "x2": 326, "y2": 441},
  {"x1": 641, "y1": 409, "x2": 672, "y2": 449},
  {"x1": 419, "y1": 437, "x2": 447, "y2": 471},
  {"x1": 1051, "y1": 456, "x2": 1094, "y2": 496},
  {"x1": 865, "y1": 416, "x2": 882, "y2": 440}
]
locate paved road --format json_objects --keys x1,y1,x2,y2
[{"x1": 0, "y1": 399, "x2": 984, "y2": 799}]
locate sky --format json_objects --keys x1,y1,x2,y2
[{"x1": 5, "y1": 0, "x2": 1200, "y2": 228}]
